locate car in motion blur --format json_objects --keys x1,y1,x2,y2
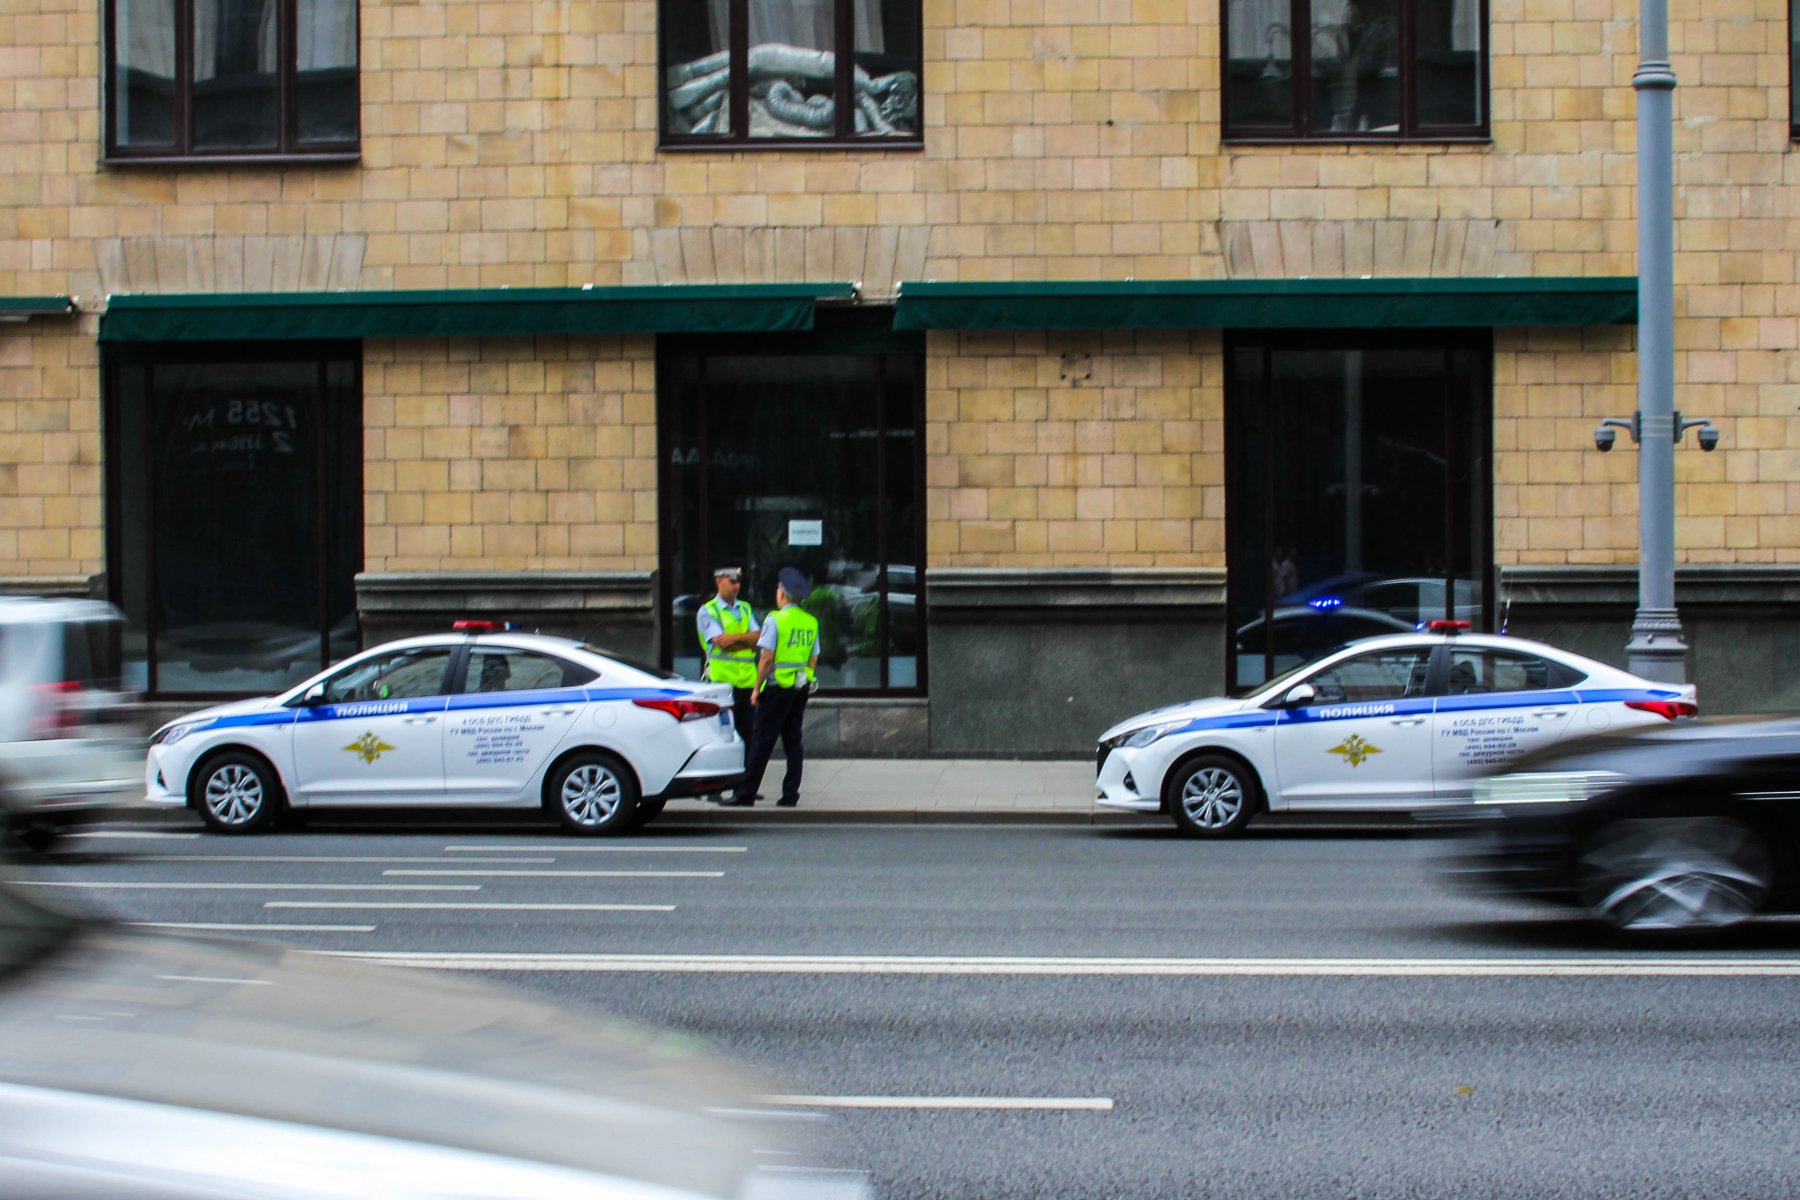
[
  {"x1": 1097, "y1": 623, "x2": 1698, "y2": 837},
  {"x1": 146, "y1": 622, "x2": 744, "y2": 835},
  {"x1": 0, "y1": 876, "x2": 868, "y2": 1198},
  {"x1": 1435, "y1": 714, "x2": 1800, "y2": 933},
  {"x1": 0, "y1": 596, "x2": 143, "y2": 850}
]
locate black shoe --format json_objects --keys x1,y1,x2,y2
[
  {"x1": 716, "y1": 797, "x2": 755, "y2": 807},
  {"x1": 776, "y1": 798, "x2": 798, "y2": 808}
]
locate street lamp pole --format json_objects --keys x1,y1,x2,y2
[{"x1": 1626, "y1": 0, "x2": 1684, "y2": 682}]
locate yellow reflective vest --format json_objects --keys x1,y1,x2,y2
[
  {"x1": 699, "y1": 597, "x2": 758, "y2": 688},
  {"x1": 768, "y1": 605, "x2": 820, "y2": 689}
]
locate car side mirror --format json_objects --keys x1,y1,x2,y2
[
  {"x1": 300, "y1": 683, "x2": 327, "y2": 707},
  {"x1": 1282, "y1": 683, "x2": 1316, "y2": 708}
]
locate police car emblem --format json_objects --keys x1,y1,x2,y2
[
  {"x1": 1328, "y1": 734, "x2": 1381, "y2": 767},
  {"x1": 344, "y1": 732, "x2": 396, "y2": 764}
]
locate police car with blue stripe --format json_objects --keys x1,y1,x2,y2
[
  {"x1": 1096, "y1": 621, "x2": 1698, "y2": 837},
  {"x1": 145, "y1": 622, "x2": 744, "y2": 835}
]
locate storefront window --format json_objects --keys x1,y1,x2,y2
[
  {"x1": 105, "y1": 346, "x2": 362, "y2": 696},
  {"x1": 1226, "y1": 334, "x2": 1490, "y2": 691},
  {"x1": 660, "y1": 312, "x2": 923, "y2": 693}
]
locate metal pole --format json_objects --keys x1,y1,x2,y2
[{"x1": 1626, "y1": 0, "x2": 1685, "y2": 682}]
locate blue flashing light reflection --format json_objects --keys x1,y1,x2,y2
[{"x1": 1308, "y1": 596, "x2": 1342, "y2": 610}]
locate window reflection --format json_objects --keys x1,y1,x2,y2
[
  {"x1": 191, "y1": 0, "x2": 280, "y2": 150},
  {"x1": 115, "y1": 0, "x2": 178, "y2": 147}
]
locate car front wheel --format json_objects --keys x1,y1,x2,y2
[
  {"x1": 1577, "y1": 815, "x2": 1770, "y2": 932},
  {"x1": 1165, "y1": 754, "x2": 1259, "y2": 838},
  {"x1": 551, "y1": 753, "x2": 638, "y2": 835},
  {"x1": 194, "y1": 752, "x2": 280, "y2": 834}
]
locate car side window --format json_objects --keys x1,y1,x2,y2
[
  {"x1": 461, "y1": 649, "x2": 596, "y2": 693},
  {"x1": 1445, "y1": 648, "x2": 1562, "y2": 695},
  {"x1": 323, "y1": 649, "x2": 454, "y2": 704},
  {"x1": 1306, "y1": 649, "x2": 1433, "y2": 704}
]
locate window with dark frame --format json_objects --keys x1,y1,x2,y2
[
  {"x1": 661, "y1": 0, "x2": 921, "y2": 146},
  {"x1": 1223, "y1": 0, "x2": 1486, "y2": 140},
  {"x1": 1791, "y1": 0, "x2": 1799, "y2": 140},
  {"x1": 105, "y1": 344, "x2": 363, "y2": 698},
  {"x1": 107, "y1": 0, "x2": 359, "y2": 160},
  {"x1": 658, "y1": 311, "x2": 925, "y2": 695}
]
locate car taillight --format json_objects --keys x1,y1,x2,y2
[
  {"x1": 632, "y1": 698, "x2": 722, "y2": 722},
  {"x1": 1625, "y1": 699, "x2": 1698, "y2": 721},
  {"x1": 29, "y1": 681, "x2": 85, "y2": 738}
]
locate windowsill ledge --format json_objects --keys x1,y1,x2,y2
[
  {"x1": 1222, "y1": 135, "x2": 1492, "y2": 148},
  {"x1": 101, "y1": 151, "x2": 362, "y2": 168}
]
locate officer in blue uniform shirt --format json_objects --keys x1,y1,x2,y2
[
  {"x1": 720, "y1": 566, "x2": 820, "y2": 808},
  {"x1": 695, "y1": 558, "x2": 759, "y2": 741}
]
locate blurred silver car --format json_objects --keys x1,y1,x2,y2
[
  {"x1": 0, "y1": 879, "x2": 869, "y2": 1198},
  {"x1": 0, "y1": 597, "x2": 143, "y2": 847}
]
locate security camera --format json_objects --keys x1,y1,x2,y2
[
  {"x1": 1697, "y1": 425, "x2": 1720, "y2": 452},
  {"x1": 1594, "y1": 426, "x2": 1616, "y2": 452}
]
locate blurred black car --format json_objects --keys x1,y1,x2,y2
[
  {"x1": 1436, "y1": 715, "x2": 1800, "y2": 933},
  {"x1": 0, "y1": 873, "x2": 869, "y2": 1197}
]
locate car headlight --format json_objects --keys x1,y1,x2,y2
[
  {"x1": 1106, "y1": 720, "x2": 1190, "y2": 751},
  {"x1": 150, "y1": 721, "x2": 202, "y2": 748},
  {"x1": 1473, "y1": 770, "x2": 1626, "y2": 806}
]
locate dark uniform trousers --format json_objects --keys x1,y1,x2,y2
[
  {"x1": 733, "y1": 683, "x2": 809, "y2": 805},
  {"x1": 727, "y1": 686, "x2": 755, "y2": 746}
]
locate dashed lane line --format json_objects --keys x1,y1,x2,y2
[
  {"x1": 380, "y1": 869, "x2": 724, "y2": 879},
  {"x1": 443, "y1": 844, "x2": 748, "y2": 853},
  {"x1": 133, "y1": 922, "x2": 377, "y2": 933},
  {"x1": 268, "y1": 902, "x2": 675, "y2": 912},
  {"x1": 755, "y1": 1095, "x2": 1115, "y2": 1112},
  {"x1": 18, "y1": 882, "x2": 480, "y2": 892}
]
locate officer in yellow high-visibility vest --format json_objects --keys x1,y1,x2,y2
[
  {"x1": 720, "y1": 566, "x2": 819, "y2": 808},
  {"x1": 695, "y1": 558, "x2": 758, "y2": 743}
]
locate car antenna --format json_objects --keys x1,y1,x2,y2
[{"x1": 1498, "y1": 594, "x2": 1511, "y2": 636}]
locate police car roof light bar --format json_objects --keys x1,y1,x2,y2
[
  {"x1": 1427, "y1": 620, "x2": 1472, "y2": 634},
  {"x1": 452, "y1": 620, "x2": 519, "y2": 633}
]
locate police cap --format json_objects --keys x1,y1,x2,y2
[{"x1": 777, "y1": 566, "x2": 811, "y2": 600}]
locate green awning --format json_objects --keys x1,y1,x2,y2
[
  {"x1": 892, "y1": 277, "x2": 1638, "y2": 331},
  {"x1": 0, "y1": 296, "x2": 77, "y2": 322},
  {"x1": 99, "y1": 284, "x2": 859, "y2": 343}
]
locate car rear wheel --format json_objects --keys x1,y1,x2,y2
[
  {"x1": 1577, "y1": 815, "x2": 1770, "y2": 932},
  {"x1": 551, "y1": 753, "x2": 638, "y2": 835},
  {"x1": 194, "y1": 752, "x2": 280, "y2": 834},
  {"x1": 1165, "y1": 754, "x2": 1259, "y2": 838}
]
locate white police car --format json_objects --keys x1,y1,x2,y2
[
  {"x1": 145, "y1": 623, "x2": 744, "y2": 835},
  {"x1": 1096, "y1": 622, "x2": 1698, "y2": 837}
]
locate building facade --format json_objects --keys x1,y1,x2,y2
[{"x1": 1, "y1": 0, "x2": 1797, "y2": 753}]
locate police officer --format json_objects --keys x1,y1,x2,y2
[
  {"x1": 721, "y1": 566, "x2": 819, "y2": 808},
  {"x1": 695, "y1": 558, "x2": 758, "y2": 740}
]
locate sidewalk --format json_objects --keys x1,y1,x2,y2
[{"x1": 674, "y1": 758, "x2": 1121, "y2": 824}]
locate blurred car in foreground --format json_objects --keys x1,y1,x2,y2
[
  {"x1": 0, "y1": 877, "x2": 868, "y2": 1198},
  {"x1": 146, "y1": 622, "x2": 743, "y2": 836},
  {"x1": 1435, "y1": 714, "x2": 1800, "y2": 932},
  {"x1": 0, "y1": 596, "x2": 143, "y2": 849},
  {"x1": 1098, "y1": 623, "x2": 1697, "y2": 837}
]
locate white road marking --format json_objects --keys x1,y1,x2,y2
[
  {"x1": 323, "y1": 953, "x2": 1800, "y2": 976},
  {"x1": 380, "y1": 869, "x2": 724, "y2": 879},
  {"x1": 269, "y1": 902, "x2": 675, "y2": 912},
  {"x1": 156, "y1": 975, "x2": 272, "y2": 986},
  {"x1": 757, "y1": 1095, "x2": 1115, "y2": 1112},
  {"x1": 130, "y1": 922, "x2": 378, "y2": 933},
  {"x1": 443, "y1": 844, "x2": 747, "y2": 853},
  {"x1": 18, "y1": 882, "x2": 480, "y2": 892},
  {"x1": 68, "y1": 830, "x2": 201, "y2": 840},
  {"x1": 139, "y1": 855, "x2": 557, "y2": 865}
]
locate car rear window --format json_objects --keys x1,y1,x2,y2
[{"x1": 62, "y1": 617, "x2": 124, "y2": 690}]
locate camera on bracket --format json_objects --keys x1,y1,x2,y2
[
  {"x1": 1696, "y1": 425, "x2": 1720, "y2": 452},
  {"x1": 1593, "y1": 425, "x2": 1617, "y2": 452}
]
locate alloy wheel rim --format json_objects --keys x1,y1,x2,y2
[
  {"x1": 562, "y1": 764, "x2": 621, "y2": 826},
  {"x1": 205, "y1": 764, "x2": 264, "y2": 825},
  {"x1": 1581, "y1": 818, "x2": 1769, "y2": 931},
  {"x1": 1181, "y1": 768, "x2": 1243, "y2": 829}
]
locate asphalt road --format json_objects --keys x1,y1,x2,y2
[{"x1": 21, "y1": 820, "x2": 1800, "y2": 1199}]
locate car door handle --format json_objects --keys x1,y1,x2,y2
[
  {"x1": 1532, "y1": 708, "x2": 1570, "y2": 718},
  {"x1": 540, "y1": 707, "x2": 578, "y2": 716},
  {"x1": 404, "y1": 715, "x2": 438, "y2": 725},
  {"x1": 1391, "y1": 716, "x2": 1427, "y2": 726}
]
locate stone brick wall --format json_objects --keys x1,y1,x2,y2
[
  {"x1": 0, "y1": 0, "x2": 1794, "y2": 579},
  {"x1": 927, "y1": 329, "x2": 1224, "y2": 566},
  {"x1": 362, "y1": 335, "x2": 658, "y2": 571}
]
